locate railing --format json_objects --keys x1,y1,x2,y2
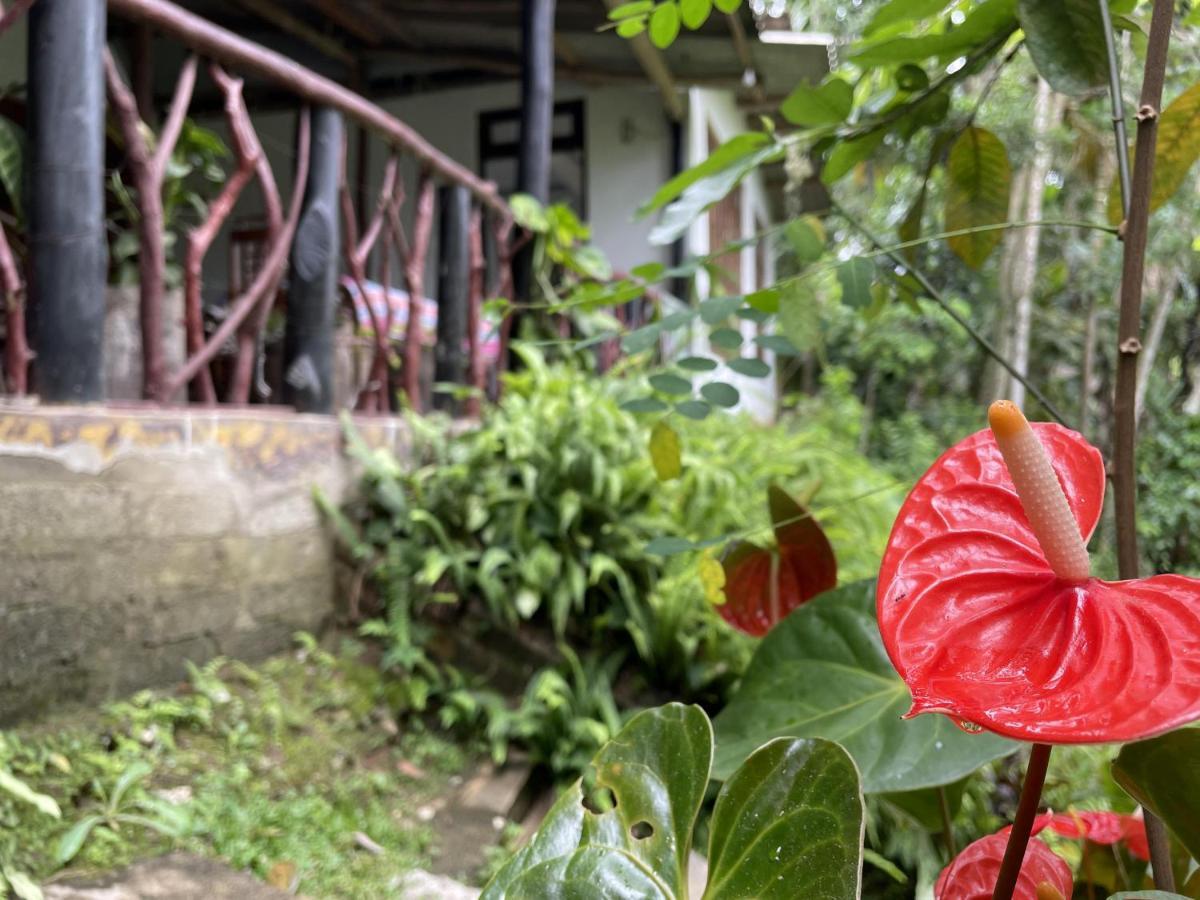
[{"x1": 0, "y1": 0, "x2": 516, "y2": 416}]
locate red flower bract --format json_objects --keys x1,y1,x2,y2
[
  {"x1": 935, "y1": 831, "x2": 1071, "y2": 900},
  {"x1": 1023, "y1": 810, "x2": 1150, "y2": 862},
  {"x1": 878, "y1": 422, "x2": 1200, "y2": 743}
]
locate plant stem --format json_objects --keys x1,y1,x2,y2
[
  {"x1": 1098, "y1": 0, "x2": 1132, "y2": 219},
  {"x1": 835, "y1": 205, "x2": 1070, "y2": 427},
  {"x1": 1109, "y1": 0, "x2": 1177, "y2": 891},
  {"x1": 938, "y1": 785, "x2": 958, "y2": 858},
  {"x1": 991, "y1": 742, "x2": 1052, "y2": 900}
]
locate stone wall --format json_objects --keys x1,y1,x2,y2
[{"x1": 0, "y1": 404, "x2": 408, "y2": 724}]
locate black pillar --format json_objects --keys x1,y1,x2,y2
[
  {"x1": 435, "y1": 185, "x2": 470, "y2": 411},
  {"x1": 284, "y1": 107, "x2": 342, "y2": 413},
  {"x1": 28, "y1": 0, "x2": 107, "y2": 403},
  {"x1": 515, "y1": 0, "x2": 555, "y2": 305}
]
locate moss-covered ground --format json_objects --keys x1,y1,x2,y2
[{"x1": 0, "y1": 634, "x2": 488, "y2": 898}]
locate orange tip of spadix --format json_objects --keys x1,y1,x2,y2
[{"x1": 988, "y1": 399, "x2": 1029, "y2": 440}]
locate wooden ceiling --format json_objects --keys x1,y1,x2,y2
[{"x1": 116, "y1": 0, "x2": 829, "y2": 114}]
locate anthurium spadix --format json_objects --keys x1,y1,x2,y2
[{"x1": 877, "y1": 401, "x2": 1200, "y2": 743}]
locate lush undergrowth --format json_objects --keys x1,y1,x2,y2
[{"x1": 0, "y1": 636, "x2": 482, "y2": 899}]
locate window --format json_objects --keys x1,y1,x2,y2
[{"x1": 479, "y1": 100, "x2": 587, "y2": 216}]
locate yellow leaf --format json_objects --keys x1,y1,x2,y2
[
  {"x1": 649, "y1": 422, "x2": 682, "y2": 481},
  {"x1": 699, "y1": 553, "x2": 726, "y2": 606},
  {"x1": 267, "y1": 861, "x2": 296, "y2": 890},
  {"x1": 944, "y1": 126, "x2": 1012, "y2": 269}
]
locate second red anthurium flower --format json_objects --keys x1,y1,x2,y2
[{"x1": 877, "y1": 401, "x2": 1200, "y2": 743}]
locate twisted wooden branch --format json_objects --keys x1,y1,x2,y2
[
  {"x1": 0, "y1": 221, "x2": 29, "y2": 395},
  {"x1": 105, "y1": 49, "x2": 198, "y2": 400},
  {"x1": 180, "y1": 64, "x2": 260, "y2": 404},
  {"x1": 164, "y1": 107, "x2": 311, "y2": 398}
]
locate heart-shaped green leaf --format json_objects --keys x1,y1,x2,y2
[
  {"x1": 481, "y1": 704, "x2": 712, "y2": 899},
  {"x1": 1113, "y1": 727, "x2": 1200, "y2": 862},
  {"x1": 702, "y1": 738, "x2": 864, "y2": 899},
  {"x1": 712, "y1": 581, "x2": 1018, "y2": 793}
]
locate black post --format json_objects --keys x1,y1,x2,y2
[
  {"x1": 435, "y1": 185, "x2": 470, "y2": 411},
  {"x1": 28, "y1": 0, "x2": 107, "y2": 403},
  {"x1": 514, "y1": 0, "x2": 555, "y2": 305},
  {"x1": 284, "y1": 107, "x2": 342, "y2": 413}
]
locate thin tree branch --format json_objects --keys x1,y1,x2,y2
[
  {"x1": 825, "y1": 205, "x2": 1071, "y2": 425},
  {"x1": 1099, "y1": 0, "x2": 1133, "y2": 221},
  {"x1": 991, "y1": 743, "x2": 1052, "y2": 900},
  {"x1": 1110, "y1": 1, "x2": 1177, "y2": 890}
]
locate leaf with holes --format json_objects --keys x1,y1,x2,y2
[
  {"x1": 650, "y1": 421, "x2": 683, "y2": 481},
  {"x1": 1108, "y1": 81, "x2": 1200, "y2": 225},
  {"x1": 713, "y1": 581, "x2": 1018, "y2": 792},
  {"x1": 481, "y1": 704, "x2": 712, "y2": 899},
  {"x1": 944, "y1": 127, "x2": 1011, "y2": 268},
  {"x1": 781, "y1": 77, "x2": 854, "y2": 128},
  {"x1": 1113, "y1": 727, "x2": 1200, "y2": 861},
  {"x1": 1017, "y1": 0, "x2": 1109, "y2": 95},
  {"x1": 702, "y1": 738, "x2": 864, "y2": 899},
  {"x1": 649, "y1": 2, "x2": 681, "y2": 47}
]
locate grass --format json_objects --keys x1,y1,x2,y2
[{"x1": 0, "y1": 634, "x2": 485, "y2": 898}]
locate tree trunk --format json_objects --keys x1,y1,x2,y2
[{"x1": 1007, "y1": 79, "x2": 1064, "y2": 408}]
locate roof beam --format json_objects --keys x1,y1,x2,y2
[
  {"x1": 597, "y1": 0, "x2": 685, "y2": 121},
  {"x1": 302, "y1": 0, "x2": 382, "y2": 47},
  {"x1": 220, "y1": 0, "x2": 356, "y2": 67}
]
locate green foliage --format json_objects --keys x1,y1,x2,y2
[
  {"x1": 781, "y1": 77, "x2": 854, "y2": 128},
  {"x1": 712, "y1": 581, "x2": 1018, "y2": 793},
  {"x1": 0, "y1": 114, "x2": 24, "y2": 219},
  {"x1": 1113, "y1": 728, "x2": 1200, "y2": 861},
  {"x1": 607, "y1": 0, "x2": 740, "y2": 47},
  {"x1": 1138, "y1": 405, "x2": 1200, "y2": 577},
  {"x1": 1017, "y1": 0, "x2": 1111, "y2": 95},
  {"x1": 944, "y1": 126, "x2": 1013, "y2": 268},
  {"x1": 482, "y1": 704, "x2": 865, "y2": 900},
  {"x1": 1108, "y1": 81, "x2": 1200, "y2": 224}
]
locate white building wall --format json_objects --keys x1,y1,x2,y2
[{"x1": 685, "y1": 87, "x2": 778, "y2": 423}]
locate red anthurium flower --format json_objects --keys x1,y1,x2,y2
[
  {"x1": 718, "y1": 485, "x2": 836, "y2": 636},
  {"x1": 878, "y1": 401, "x2": 1200, "y2": 742},
  {"x1": 1022, "y1": 810, "x2": 1150, "y2": 862},
  {"x1": 936, "y1": 830, "x2": 1072, "y2": 900}
]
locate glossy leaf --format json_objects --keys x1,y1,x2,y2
[
  {"x1": 702, "y1": 738, "x2": 864, "y2": 899},
  {"x1": 680, "y1": 0, "x2": 712, "y2": 29},
  {"x1": 852, "y1": 0, "x2": 1018, "y2": 65},
  {"x1": 650, "y1": 421, "x2": 683, "y2": 481},
  {"x1": 934, "y1": 832, "x2": 1072, "y2": 900},
  {"x1": 1108, "y1": 82, "x2": 1200, "y2": 225},
  {"x1": 781, "y1": 78, "x2": 854, "y2": 128},
  {"x1": 713, "y1": 582, "x2": 1018, "y2": 792},
  {"x1": 639, "y1": 133, "x2": 770, "y2": 216},
  {"x1": 822, "y1": 131, "x2": 885, "y2": 185},
  {"x1": 878, "y1": 422, "x2": 1200, "y2": 742},
  {"x1": 1108, "y1": 894, "x2": 1192, "y2": 899},
  {"x1": 717, "y1": 487, "x2": 837, "y2": 637},
  {"x1": 649, "y1": 2, "x2": 681, "y2": 48},
  {"x1": 864, "y1": 0, "x2": 952, "y2": 35},
  {"x1": 1113, "y1": 727, "x2": 1200, "y2": 861},
  {"x1": 1017, "y1": 0, "x2": 1108, "y2": 95},
  {"x1": 481, "y1": 704, "x2": 712, "y2": 900},
  {"x1": 945, "y1": 127, "x2": 1012, "y2": 268}
]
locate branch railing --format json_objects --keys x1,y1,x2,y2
[{"x1": 0, "y1": 0, "x2": 515, "y2": 413}]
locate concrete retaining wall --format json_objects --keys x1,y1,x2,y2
[{"x1": 0, "y1": 404, "x2": 408, "y2": 724}]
